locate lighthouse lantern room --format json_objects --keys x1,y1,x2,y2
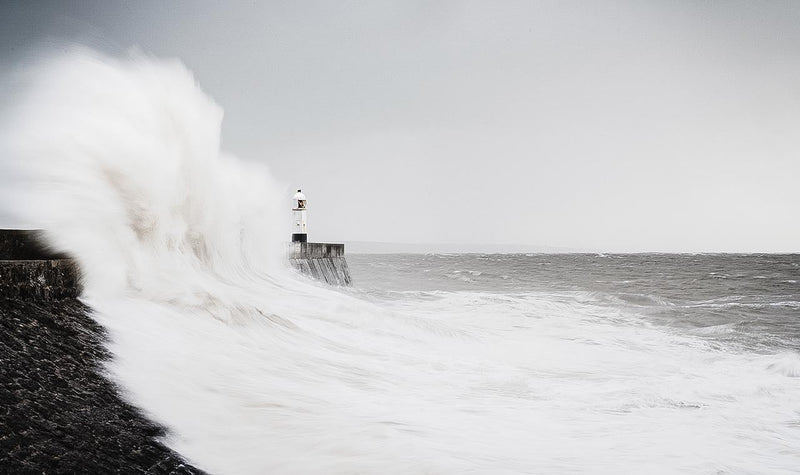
[{"x1": 292, "y1": 189, "x2": 308, "y2": 243}]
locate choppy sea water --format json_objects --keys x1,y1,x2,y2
[{"x1": 349, "y1": 253, "x2": 800, "y2": 353}]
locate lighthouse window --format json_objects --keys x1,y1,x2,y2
[{"x1": 297, "y1": 200, "x2": 306, "y2": 209}]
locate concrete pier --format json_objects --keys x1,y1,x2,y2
[{"x1": 289, "y1": 242, "x2": 352, "y2": 286}]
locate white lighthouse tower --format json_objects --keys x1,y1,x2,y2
[{"x1": 292, "y1": 189, "x2": 308, "y2": 243}]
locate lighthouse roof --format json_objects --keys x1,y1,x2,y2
[{"x1": 293, "y1": 189, "x2": 306, "y2": 200}]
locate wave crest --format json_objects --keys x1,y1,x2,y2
[{"x1": 0, "y1": 47, "x2": 285, "y2": 302}]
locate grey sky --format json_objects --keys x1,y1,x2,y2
[{"x1": 2, "y1": 1, "x2": 799, "y2": 252}]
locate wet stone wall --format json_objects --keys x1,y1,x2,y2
[
  {"x1": 0, "y1": 229, "x2": 204, "y2": 473},
  {"x1": 288, "y1": 242, "x2": 352, "y2": 286}
]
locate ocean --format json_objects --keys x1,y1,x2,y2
[
  {"x1": 349, "y1": 253, "x2": 800, "y2": 353},
  {"x1": 2, "y1": 48, "x2": 799, "y2": 474}
]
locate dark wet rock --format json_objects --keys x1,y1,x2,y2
[{"x1": 0, "y1": 297, "x2": 205, "y2": 474}]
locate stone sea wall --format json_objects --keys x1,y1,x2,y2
[
  {"x1": 0, "y1": 230, "x2": 81, "y2": 301},
  {"x1": 0, "y1": 229, "x2": 203, "y2": 473},
  {"x1": 0, "y1": 260, "x2": 81, "y2": 301},
  {"x1": 0, "y1": 298, "x2": 204, "y2": 473},
  {"x1": 288, "y1": 242, "x2": 352, "y2": 286}
]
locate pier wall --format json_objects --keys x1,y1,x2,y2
[
  {"x1": 0, "y1": 259, "x2": 81, "y2": 301},
  {"x1": 288, "y1": 242, "x2": 351, "y2": 286},
  {"x1": 0, "y1": 230, "x2": 80, "y2": 301}
]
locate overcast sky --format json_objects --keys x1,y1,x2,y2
[{"x1": 1, "y1": 0, "x2": 799, "y2": 252}]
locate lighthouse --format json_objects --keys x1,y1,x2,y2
[
  {"x1": 291, "y1": 189, "x2": 308, "y2": 243},
  {"x1": 285, "y1": 189, "x2": 350, "y2": 285}
]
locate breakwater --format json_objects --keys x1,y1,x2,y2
[
  {"x1": 0, "y1": 229, "x2": 203, "y2": 473},
  {"x1": 0, "y1": 230, "x2": 80, "y2": 301},
  {"x1": 289, "y1": 242, "x2": 352, "y2": 286}
]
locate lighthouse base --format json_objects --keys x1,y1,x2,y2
[{"x1": 288, "y1": 242, "x2": 351, "y2": 286}]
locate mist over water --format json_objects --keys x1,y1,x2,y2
[{"x1": 2, "y1": 49, "x2": 800, "y2": 474}]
